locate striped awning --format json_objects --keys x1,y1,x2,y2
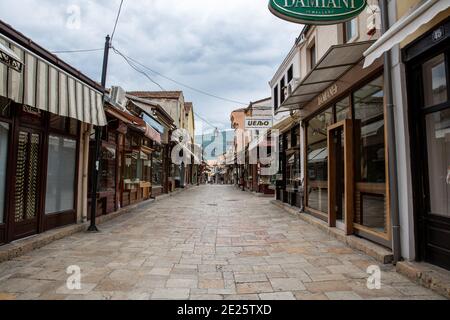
[{"x1": 0, "y1": 34, "x2": 107, "y2": 126}]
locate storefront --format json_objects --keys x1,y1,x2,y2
[
  {"x1": 304, "y1": 73, "x2": 388, "y2": 245},
  {"x1": 0, "y1": 22, "x2": 106, "y2": 244},
  {"x1": 126, "y1": 95, "x2": 176, "y2": 196},
  {"x1": 302, "y1": 57, "x2": 389, "y2": 247},
  {"x1": 281, "y1": 124, "x2": 302, "y2": 207},
  {"x1": 404, "y1": 18, "x2": 450, "y2": 270},
  {"x1": 276, "y1": 39, "x2": 390, "y2": 246}
]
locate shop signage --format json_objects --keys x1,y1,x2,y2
[
  {"x1": 268, "y1": 0, "x2": 368, "y2": 25},
  {"x1": 245, "y1": 117, "x2": 273, "y2": 130},
  {"x1": 318, "y1": 84, "x2": 339, "y2": 106}
]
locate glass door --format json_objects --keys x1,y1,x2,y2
[
  {"x1": 11, "y1": 128, "x2": 42, "y2": 240},
  {"x1": 415, "y1": 51, "x2": 450, "y2": 270},
  {"x1": 331, "y1": 127, "x2": 345, "y2": 230},
  {"x1": 327, "y1": 120, "x2": 354, "y2": 235}
]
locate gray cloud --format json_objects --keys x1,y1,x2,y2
[{"x1": 0, "y1": 0, "x2": 302, "y2": 132}]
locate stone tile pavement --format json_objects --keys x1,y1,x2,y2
[{"x1": 0, "y1": 186, "x2": 445, "y2": 300}]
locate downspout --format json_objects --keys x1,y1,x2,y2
[
  {"x1": 380, "y1": 0, "x2": 401, "y2": 264},
  {"x1": 81, "y1": 124, "x2": 92, "y2": 222}
]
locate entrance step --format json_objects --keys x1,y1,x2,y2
[
  {"x1": 397, "y1": 261, "x2": 450, "y2": 299},
  {"x1": 271, "y1": 200, "x2": 394, "y2": 265}
]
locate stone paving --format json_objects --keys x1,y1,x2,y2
[{"x1": 0, "y1": 185, "x2": 445, "y2": 300}]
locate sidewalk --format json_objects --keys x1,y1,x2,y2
[{"x1": 0, "y1": 186, "x2": 196, "y2": 264}]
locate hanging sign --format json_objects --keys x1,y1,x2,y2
[
  {"x1": 268, "y1": 0, "x2": 368, "y2": 25},
  {"x1": 245, "y1": 117, "x2": 273, "y2": 130}
]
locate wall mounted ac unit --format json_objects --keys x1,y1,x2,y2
[
  {"x1": 286, "y1": 77, "x2": 300, "y2": 98},
  {"x1": 110, "y1": 86, "x2": 127, "y2": 110}
]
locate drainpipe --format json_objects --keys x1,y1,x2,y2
[
  {"x1": 81, "y1": 124, "x2": 92, "y2": 222},
  {"x1": 380, "y1": 0, "x2": 401, "y2": 264}
]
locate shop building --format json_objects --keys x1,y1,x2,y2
[
  {"x1": 0, "y1": 21, "x2": 107, "y2": 244},
  {"x1": 364, "y1": 0, "x2": 450, "y2": 269},
  {"x1": 127, "y1": 91, "x2": 195, "y2": 190},
  {"x1": 271, "y1": 5, "x2": 393, "y2": 247},
  {"x1": 89, "y1": 89, "x2": 177, "y2": 215}
]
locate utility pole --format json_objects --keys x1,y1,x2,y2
[{"x1": 88, "y1": 34, "x2": 110, "y2": 232}]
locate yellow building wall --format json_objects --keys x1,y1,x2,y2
[{"x1": 398, "y1": 1, "x2": 450, "y2": 48}]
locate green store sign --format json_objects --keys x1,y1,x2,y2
[{"x1": 269, "y1": 0, "x2": 368, "y2": 25}]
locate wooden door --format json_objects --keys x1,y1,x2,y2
[{"x1": 10, "y1": 128, "x2": 42, "y2": 240}]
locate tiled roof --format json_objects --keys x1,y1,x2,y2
[{"x1": 127, "y1": 91, "x2": 183, "y2": 99}]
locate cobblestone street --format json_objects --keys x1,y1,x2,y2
[{"x1": 0, "y1": 186, "x2": 444, "y2": 300}]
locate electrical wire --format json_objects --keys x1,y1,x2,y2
[
  {"x1": 112, "y1": 47, "x2": 248, "y2": 106},
  {"x1": 51, "y1": 48, "x2": 103, "y2": 54},
  {"x1": 111, "y1": 0, "x2": 125, "y2": 42},
  {"x1": 112, "y1": 47, "x2": 165, "y2": 91},
  {"x1": 194, "y1": 112, "x2": 218, "y2": 131}
]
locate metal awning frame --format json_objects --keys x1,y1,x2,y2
[
  {"x1": 276, "y1": 41, "x2": 376, "y2": 114},
  {"x1": 0, "y1": 41, "x2": 22, "y2": 72}
]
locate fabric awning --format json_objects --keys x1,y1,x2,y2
[
  {"x1": 364, "y1": 0, "x2": 450, "y2": 68},
  {"x1": 276, "y1": 41, "x2": 375, "y2": 114},
  {"x1": 0, "y1": 34, "x2": 106, "y2": 126},
  {"x1": 0, "y1": 41, "x2": 22, "y2": 72},
  {"x1": 143, "y1": 123, "x2": 162, "y2": 145}
]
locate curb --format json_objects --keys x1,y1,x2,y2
[{"x1": 396, "y1": 261, "x2": 450, "y2": 299}]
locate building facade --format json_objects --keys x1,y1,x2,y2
[
  {"x1": 364, "y1": 0, "x2": 450, "y2": 269},
  {"x1": 271, "y1": 2, "x2": 390, "y2": 246},
  {"x1": 0, "y1": 20, "x2": 107, "y2": 244}
]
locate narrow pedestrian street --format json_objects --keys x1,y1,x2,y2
[{"x1": 0, "y1": 186, "x2": 443, "y2": 300}]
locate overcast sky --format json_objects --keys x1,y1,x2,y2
[{"x1": 0, "y1": 0, "x2": 302, "y2": 133}]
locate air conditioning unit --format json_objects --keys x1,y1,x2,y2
[
  {"x1": 286, "y1": 77, "x2": 301, "y2": 98},
  {"x1": 110, "y1": 86, "x2": 126, "y2": 110}
]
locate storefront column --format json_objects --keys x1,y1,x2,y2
[{"x1": 390, "y1": 44, "x2": 416, "y2": 261}]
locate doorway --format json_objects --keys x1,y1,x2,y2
[
  {"x1": 409, "y1": 48, "x2": 450, "y2": 270},
  {"x1": 10, "y1": 128, "x2": 42, "y2": 240},
  {"x1": 328, "y1": 119, "x2": 354, "y2": 235}
]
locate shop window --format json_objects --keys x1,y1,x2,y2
[
  {"x1": 45, "y1": 135, "x2": 77, "y2": 214},
  {"x1": 353, "y1": 76, "x2": 387, "y2": 231},
  {"x1": 141, "y1": 152, "x2": 152, "y2": 183},
  {"x1": 423, "y1": 54, "x2": 448, "y2": 108},
  {"x1": 425, "y1": 108, "x2": 450, "y2": 218},
  {"x1": 99, "y1": 146, "x2": 116, "y2": 192},
  {"x1": 344, "y1": 19, "x2": 358, "y2": 43},
  {"x1": 152, "y1": 148, "x2": 163, "y2": 187},
  {"x1": 336, "y1": 96, "x2": 351, "y2": 122},
  {"x1": 286, "y1": 151, "x2": 301, "y2": 189},
  {"x1": 353, "y1": 76, "x2": 385, "y2": 183},
  {"x1": 124, "y1": 151, "x2": 139, "y2": 183},
  {"x1": 0, "y1": 122, "x2": 9, "y2": 223},
  {"x1": 306, "y1": 108, "x2": 333, "y2": 213}
]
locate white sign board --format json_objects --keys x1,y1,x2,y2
[{"x1": 245, "y1": 117, "x2": 273, "y2": 130}]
